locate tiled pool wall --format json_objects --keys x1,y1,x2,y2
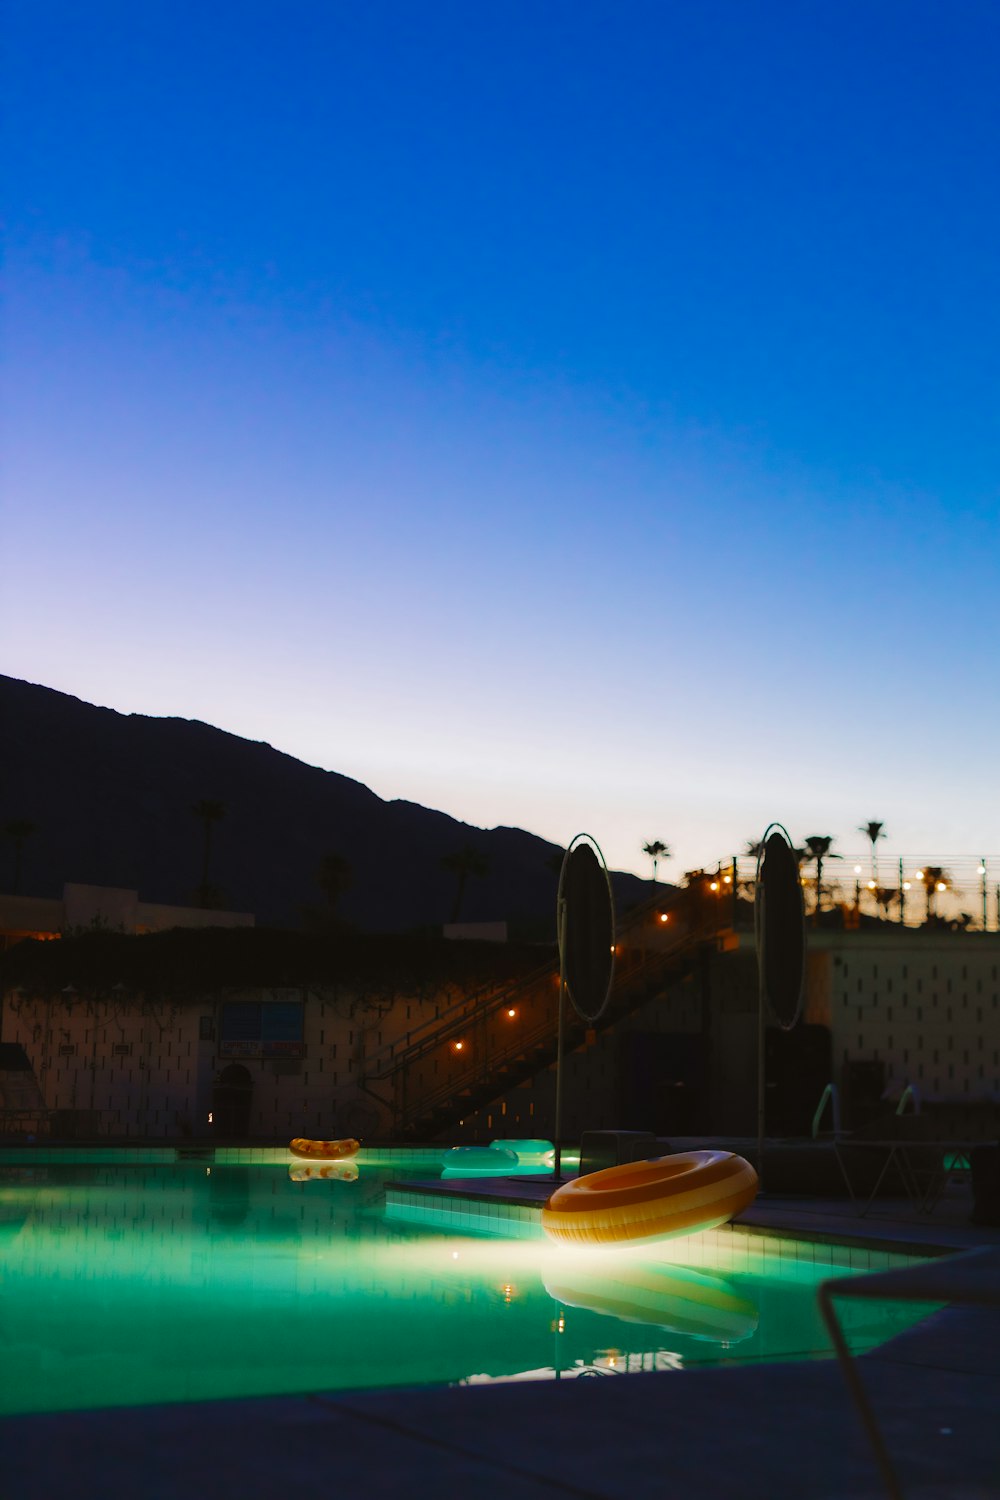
[
  {"x1": 0, "y1": 1144, "x2": 450, "y2": 1167},
  {"x1": 381, "y1": 1184, "x2": 919, "y2": 1272}
]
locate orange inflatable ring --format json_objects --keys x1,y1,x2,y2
[
  {"x1": 289, "y1": 1137, "x2": 360, "y2": 1161},
  {"x1": 541, "y1": 1150, "x2": 758, "y2": 1248}
]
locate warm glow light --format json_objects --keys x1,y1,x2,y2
[
  {"x1": 854, "y1": 865, "x2": 862, "y2": 875},
  {"x1": 723, "y1": 875, "x2": 732, "y2": 884},
  {"x1": 710, "y1": 881, "x2": 718, "y2": 891},
  {"x1": 507, "y1": 1007, "x2": 516, "y2": 1018},
  {"x1": 453, "y1": 1040, "x2": 464, "y2": 1052},
  {"x1": 867, "y1": 881, "x2": 876, "y2": 890},
  {"x1": 978, "y1": 865, "x2": 987, "y2": 875},
  {"x1": 658, "y1": 913, "x2": 669, "y2": 923},
  {"x1": 936, "y1": 881, "x2": 947, "y2": 892},
  {"x1": 915, "y1": 870, "x2": 924, "y2": 879},
  {"x1": 207, "y1": 1112, "x2": 213, "y2": 1124},
  {"x1": 903, "y1": 881, "x2": 911, "y2": 891}
]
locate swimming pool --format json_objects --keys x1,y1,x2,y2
[{"x1": 0, "y1": 1155, "x2": 934, "y2": 1416}]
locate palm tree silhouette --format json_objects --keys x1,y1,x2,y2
[
  {"x1": 441, "y1": 846, "x2": 489, "y2": 923},
  {"x1": 3, "y1": 819, "x2": 37, "y2": 894},
  {"x1": 920, "y1": 866, "x2": 950, "y2": 924},
  {"x1": 642, "y1": 840, "x2": 671, "y2": 886},
  {"x1": 192, "y1": 799, "x2": 225, "y2": 906},
  {"x1": 858, "y1": 821, "x2": 886, "y2": 885},
  {"x1": 802, "y1": 834, "x2": 840, "y2": 919}
]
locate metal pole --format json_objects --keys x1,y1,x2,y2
[
  {"x1": 553, "y1": 895, "x2": 567, "y2": 1181},
  {"x1": 981, "y1": 859, "x2": 988, "y2": 932},
  {"x1": 756, "y1": 966, "x2": 766, "y2": 1195},
  {"x1": 898, "y1": 857, "x2": 905, "y2": 926}
]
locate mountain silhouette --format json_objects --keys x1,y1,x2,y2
[{"x1": 0, "y1": 675, "x2": 651, "y2": 934}]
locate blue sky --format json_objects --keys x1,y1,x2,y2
[{"x1": 3, "y1": 1, "x2": 998, "y2": 880}]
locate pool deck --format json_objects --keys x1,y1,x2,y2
[{"x1": 3, "y1": 1177, "x2": 998, "y2": 1499}]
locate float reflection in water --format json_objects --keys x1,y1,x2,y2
[
  {"x1": 288, "y1": 1161, "x2": 360, "y2": 1183},
  {"x1": 544, "y1": 1261, "x2": 758, "y2": 1345}
]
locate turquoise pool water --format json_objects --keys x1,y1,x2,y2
[{"x1": 0, "y1": 1159, "x2": 933, "y2": 1416}]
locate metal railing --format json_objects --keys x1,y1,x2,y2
[
  {"x1": 811, "y1": 1083, "x2": 842, "y2": 1140},
  {"x1": 371, "y1": 881, "x2": 732, "y2": 1137}
]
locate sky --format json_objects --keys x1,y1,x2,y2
[{"x1": 3, "y1": 0, "x2": 999, "y2": 883}]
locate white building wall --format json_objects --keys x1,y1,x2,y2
[
  {"x1": 1, "y1": 980, "x2": 468, "y2": 1140},
  {"x1": 826, "y1": 934, "x2": 1000, "y2": 1101}
]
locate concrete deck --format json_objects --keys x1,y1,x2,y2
[{"x1": 3, "y1": 1179, "x2": 999, "y2": 1499}]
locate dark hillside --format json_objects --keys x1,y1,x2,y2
[{"x1": 0, "y1": 676, "x2": 653, "y2": 932}]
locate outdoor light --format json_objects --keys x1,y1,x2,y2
[
  {"x1": 658, "y1": 913, "x2": 669, "y2": 923},
  {"x1": 915, "y1": 870, "x2": 924, "y2": 879},
  {"x1": 506, "y1": 1007, "x2": 517, "y2": 1018},
  {"x1": 867, "y1": 881, "x2": 876, "y2": 890},
  {"x1": 978, "y1": 865, "x2": 987, "y2": 875},
  {"x1": 854, "y1": 865, "x2": 862, "y2": 875},
  {"x1": 452, "y1": 1040, "x2": 464, "y2": 1052},
  {"x1": 936, "y1": 881, "x2": 947, "y2": 892},
  {"x1": 723, "y1": 875, "x2": 732, "y2": 884},
  {"x1": 710, "y1": 881, "x2": 719, "y2": 892},
  {"x1": 903, "y1": 882, "x2": 911, "y2": 891}
]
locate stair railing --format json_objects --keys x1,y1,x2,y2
[{"x1": 389, "y1": 884, "x2": 731, "y2": 1135}]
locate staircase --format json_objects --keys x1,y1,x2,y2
[{"x1": 362, "y1": 883, "x2": 735, "y2": 1139}]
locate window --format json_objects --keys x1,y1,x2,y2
[{"x1": 220, "y1": 1001, "x2": 305, "y2": 1057}]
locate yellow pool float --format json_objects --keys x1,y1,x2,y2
[
  {"x1": 289, "y1": 1137, "x2": 360, "y2": 1161},
  {"x1": 541, "y1": 1150, "x2": 758, "y2": 1248}
]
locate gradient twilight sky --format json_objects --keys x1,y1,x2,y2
[{"x1": 3, "y1": 1, "x2": 998, "y2": 881}]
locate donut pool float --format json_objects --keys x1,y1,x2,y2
[
  {"x1": 541, "y1": 1150, "x2": 758, "y2": 1248},
  {"x1": 490, "y1": 1138, "x2": 556, "y2": 1167},
  {"x1": 442, "y1": 1146, "x2": 519, "y2": 1176},
  {"x1": 289, "y1": 1137, "x2": 360, "y2": 1161}
]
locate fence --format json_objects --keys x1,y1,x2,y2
[{"x1": 699, "y1": 853, "x2": 1000, "y2": 932}]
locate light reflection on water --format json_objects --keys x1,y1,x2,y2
[{"x1": 0, "y1": 1163, "x2": 929, "y2": 1416}]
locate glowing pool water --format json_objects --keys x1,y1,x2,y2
[{"x1": 0, "y1": 1159, "x2": 934, "y2": 1416}]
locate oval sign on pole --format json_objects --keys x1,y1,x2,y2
[
  {"x1": 755, "y1": 825, "x2": 806, "y2": 1031},
  {"x1": 559, "y1": 837, "x2": 615, "y2": 1023}
]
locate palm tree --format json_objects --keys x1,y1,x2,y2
[
  {"x1": 316, "y1": 852, "x2": 352, "y2": 916},
  {"x1": 858, "y1": 821, "x2": 886, "y2": 885},
  {"x1": 802, "y1": 834, "x2": 841, "y2": 919},
  {"x1": 642, "y1": 840, "x2": 671, "y2": 886},
  {"x1": 3, "y1": 819, "x2": 36, "y2": 894},
  {"x1": 192, "y1": 799, "x2": 225, "y2": 906},
  {"x1": 920, "y1": 866, "x2": 950, "y2": 924},
  {"x1": 441, "y1": 846, "x2": 489, "y2": 923}
]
